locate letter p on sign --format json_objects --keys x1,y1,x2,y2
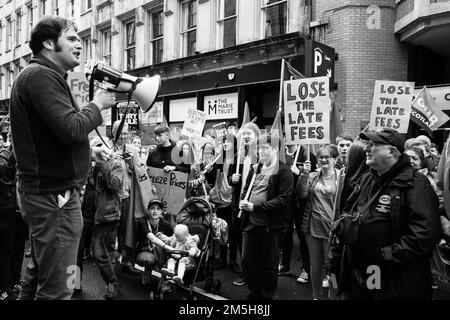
[{"x1": 314, "y1": 49, "x2": 322, "y2": 74}]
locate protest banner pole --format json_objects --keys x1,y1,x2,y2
[
  {"x1": 293, "y1": 145, "x2": 301, "y2": 165},
  {"x1": 235, "y1": 140, "x2": 242, "y2": 174},
  {"x1": 237, "y1": 165, "x2": 259, "y2": 219},
  {"x1": 307, "y1": 144, "x2": 310, "y2": 162},
  {"x1": 278, "y1": 59, "x2": 286, "y2": 109}
]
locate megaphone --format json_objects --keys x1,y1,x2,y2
[{"x1": 85, "y1": 60, "x2": 161, "y2": 113}]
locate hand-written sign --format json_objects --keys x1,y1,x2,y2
[
  {"x1": 369, "y1": 81, "x2": 415, "y2": 133},
  {"x1": 181, "y1": 108, "x2": 207, "y2": 138},
  {"x1": 147, "y1": 167, "x2": 188, "y2": 216},
  {"x1": 283, "y1": 76, "x2": 330, "y2": 145}
]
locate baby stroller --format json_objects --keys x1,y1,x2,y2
[{"x1": 150, "y1": 196, "x2": 221, "y2": 300}]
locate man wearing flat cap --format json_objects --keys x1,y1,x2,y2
[{"x1": 330, "y1": 128, "x2": 441, "y2": 299}]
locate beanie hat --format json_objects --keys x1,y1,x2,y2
[{"x1": 242, "y1": 122, "x2": 260, "y2": 138}]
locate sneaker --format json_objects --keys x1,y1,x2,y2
[
  {"x1": 322, "y1": 276, "x2": 329, "y2": 288},
  {"x1": 104, "y1": 282, "x2": 119, "y2": 300},
  {"x1": 278, "y1": 265, "x2": 291, "y2": 276},
  {"x1": 232, "y1": 276, "x2": 246, "y2": 286},
  {"x1": 10, "y1": 283, "x2": 21, "y2": 294},
  {"x1": 173, "y1": 276, "x2": 184, "y2": 286},
  {"x1": 160, "y1": 280, "x2": 172, "y2": 294},
  {"x1": 161, "y1": 268, "x2": 175, "y2": 278},
  {"x1": 0, "y1": 290, "x2": 9, "y2": 301},
  {"x1": 297, "y1": 269, "x2": 309, "y2": 284}
]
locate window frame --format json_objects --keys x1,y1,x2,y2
[
  {"x1": 260, "y1": 0, "x2": 288, "y2": 38},
  {"x1": 81, "y1": 36, "x2": 92, "y2": 67},
  {"x1": 53, "y1": 0, "x2": 60, "y2": 16},
  {"x1": 149, "y1": 9, "x2": 164, "y2": 65},
  {"x1": 39, "y1": 0, "x2": 47, "y2": 17},
  {"x1": 216, "y1": 0, "x2": 237, "y2": 49},
  {"x1": 15, "y1": 10, "x2": 22, "y2": 47},
  {"x1": 100, "y1": 28, "x2": 112, "y2": 65},
  {"x1": 124, "y1": 20, "x2": 136, "y2": 71},
  {"x1": 180, "y1": 0, "x2": 198, "y2": 57},
  {"x1": 26, "y1": 3, "x2": 34, "y2": 41},
  {"x1": 5, "y1": 16, "x2": 12, "y2": 52}
]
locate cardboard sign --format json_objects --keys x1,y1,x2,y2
[
  {"x1": 181, "y1": 108, "x2": 207, "y2": 138},
  {"x1": 147, "y1": 167, "x2": 188, "y2": 216},
  {"x1": 117, "y1": 101, "x2": 140, "y2": 131},
  {"x1": 141, "y1": 101, "x2": 163, "y2": 124},
  {"x1": 369, "y1": 80, "x2": 415, "y2": 133},
  {"x1": 68, "y1": 72, "x2": 111, "y2": 136},
  {"x1": 204, "y1": 93, "x2": 238, "y2": 120},
  {"x1": 283, "y1": 76, "x2": 330, "y2": 144}
]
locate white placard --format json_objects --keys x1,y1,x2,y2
[
  {"x1": 369, "y1": 80, "x2": 415, "y2": 133},
  {"x1": 283, "y1": 76, "x2": 330, "y2": 145},
  {"x1": 181, "y1": 108, "x2": 207, "y2": 138},
  {"x1": 204, "y1": 92, "x2": 238, "y2": 120},
  {"x1": 169, "y1": 97, "x2": 197, "y2": 122}
]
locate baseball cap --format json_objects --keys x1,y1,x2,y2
[
  {"x1": 148, "y1": 198, "x2": 164, "y2": 209},
  {"x1": 359, "y1": 128, "x2": 405, "y2": 153}
]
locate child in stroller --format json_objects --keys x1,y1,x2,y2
[{"x1": 158, "y1": 224, "x2": 200, "y2": 286}]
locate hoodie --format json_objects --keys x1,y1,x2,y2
[{"x1": 146, "y1": 140, "x2": 189, "y2": 173}]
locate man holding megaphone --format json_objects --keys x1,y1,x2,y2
[{"x1": 10, "y1": 16, "x2": 116, "y2": 300}]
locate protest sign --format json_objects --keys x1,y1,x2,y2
[
  {"x1": 369, "y1": 80, "x2": 415, "y2": 133},
  {"x1": 181, "y1": 108, "x2": 207, "y2": 138},
  {"x1": 213, "y1": 122, "x2": 228, "y2": 138},
  {"x1": 68, "y1": 72, "x2": 111, "y2": 136},
  {"x1": 147, "y1": 167, "x2": 188, "y2": 216},
  {"x1": 411, "y1": 87, "x2": 450, "y2": 134},
  {"x1": 283, "y1": 76, "x2": 330, "y2": 144}
]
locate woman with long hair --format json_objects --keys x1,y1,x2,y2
[{"x1": 297, "y1": 144, "x2": 340, "y2": 300}]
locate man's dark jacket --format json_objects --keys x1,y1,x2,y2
[
  {"x1": 10, "y1": 55, "x2": 102, "y2": 194},
  {"x1": 146, "y1": 140, "x2": 189, "y2": 173},
  {"x1": 240, "y1": 161, "x2": 294, "y2": 232},
  {"x1": 330, "y1": 156, "x2": 441, "y2": 299}
]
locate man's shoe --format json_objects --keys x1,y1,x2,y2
[
  {"x1": 160, "y1": 280, "x2": 172, "y2": 294},
  {"x1": 297, "y1": 269, "x2": 309, "y2": 284},
  {"x1": 232, "y1": 276, "x2": 246, "y2": 286},
  {"x1": 0, "y1": 289, "x2": 9, "y2": 301},
  {"x1": 121, "y1": 262, "x2": 140, "y2": 276},
  {"x1": 10, "y1": 283, "x2": 21, "y2": 294},
  {"x1": 104, "y1": 282, "x2": 119, "y2": 300},
  {"x1": 432, "y1": 274, "x2": 439, "y2": 290},
  {"x1": 278, "y1": 265, "x2": 291, "y2": 276},
  {"x1": 322, "y1": 276, "x2": 329, "y2": 288}
]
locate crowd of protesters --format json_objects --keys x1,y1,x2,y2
[{"x1": 2, "y1": 14, "x2": 450, "y2": 302}]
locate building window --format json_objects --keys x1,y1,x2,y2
[
  {"x1": 125, "y1": 21, "x2": 136, "y2": 70},
  {"x1": 0, "y1": 22, "x2": 3, "y2": 54},
  {"x1": 100, "y1": 29, "x2": 112, "y2": 65},
  {"x1": 82, "y1": 0, "x2": 92, "y2": 12},
  {"x1": 6, "y1": 16, "x2": 12, "y2": 52},
  {"x1": 150, "y1": 10, "x2": 164, "y2": 64},
  {"x1": 68, "y1": 0, "x2": 75, "y2": 17},
  {"x1": 54, "y1": 0, "x2": 59, "y2": 16},
  {"x1": 81, "y1": 36, "x2": 92, "y2": 66},
  {"x1": 217, "y1": 0, "x2": 236, "y2": 48},
  {"x1": 262, "y1": 0, "x2": 287, "y2": 37},
  {"x1": 16, "y1": 11, "x2": 22, "y2": 46},
  {"x1": 181, "y1": 0, "x2": 197, "y2": 57},
  {"x1": 26, "y1": 3, "x2": 34, "y2": 39},
  {"x1": 40, "y1": 0, "x2": 47, "y2": 17},
  {"x1": 5, "y1": 66, "x2": 12, "y2": 95}
]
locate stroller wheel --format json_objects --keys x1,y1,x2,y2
[
  {"x1": 205, "y1": 278, "x2": 214, "y2": 292},
  {"x1": 213, "y1": 279, "x2": 221, "y2": 293}
]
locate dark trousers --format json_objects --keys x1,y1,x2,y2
[
  {"x1": 18, "y1": 190, "x2": 83, "y2": 300},
  {"x1": 0, "y1": 210, "x2": 27, "y2": 290},
  {"x1": 242, "y1": 228, "x2": 284, "y2": 300},
  {"x1": 76, "y1": 215, "x2": 95, "y2": 279},
  {"x1": 136, "y1": 246, "x2": 166, "y2": 270},
  {"x1": 118, "y1": 197, "x2": 135, "y2": 264},
  {"x1": 281, "y1": 201, "x2": 310, "y2": 271},
  {"x1": 216, "y1": 206, "x2": 235, "y2": 263},
  {"x1": 231, "y1": 208, "x2": 243, "y2": 263},
  {"x1": 93, "y1": 221, "x2": 118, "y2": 284}
]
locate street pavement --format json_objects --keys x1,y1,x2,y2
[{"x1": 19, "y1": 236, "x2": 450, "y2": 300}]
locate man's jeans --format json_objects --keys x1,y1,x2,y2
[
  {"x1": 18, "y1": 190, "x2": 83, "y2": 300},
  {"x1": 93, "y1": 221, "x2": 118, "y2": 284}
]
